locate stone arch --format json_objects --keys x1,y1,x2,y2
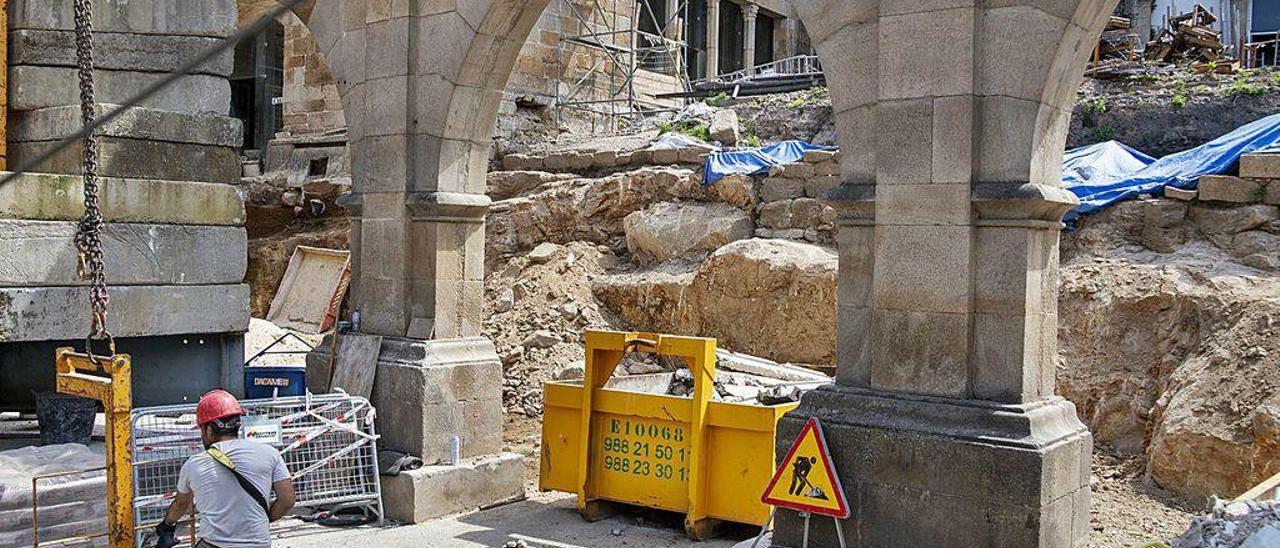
[
  {"x1": 281, "y1": 0, "x2": 1122, "y2": 343},
  {"x1": 279, "y1": 0, "x2": 1127, "y2": 538}
]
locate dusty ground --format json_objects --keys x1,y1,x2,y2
[
  {"x1": 273, "y1": 490, "x2": 749, "y2": 548},
  {"x1": 1089, "y1": 451, "x2": 1200, "y2": 547}
]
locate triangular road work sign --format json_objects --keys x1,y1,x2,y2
[{"x1": 761, "y1": 417, "x2": 850, "y2": 518}]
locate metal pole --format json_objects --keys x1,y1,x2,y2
[
  {"x1": 834, "y1": 517, "x2": 849, "y2": 548},
  {"x1": 801, "y1": 511, "x2": 811, "y2": 548}
]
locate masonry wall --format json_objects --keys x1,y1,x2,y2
[{"x1": 280, "y1": 13, "x2": 345, "y2": 137}]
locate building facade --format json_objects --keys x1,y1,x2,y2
[{"x1": 233, "y1": 0, "x2": 809, "y2": 151}]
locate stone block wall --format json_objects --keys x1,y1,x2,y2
[
  {"x1": 488, "y1": 146, "x2": 842, "y2": 263},
  {"x1": 2, "y1": 0, "x2": 250, "y2": 405}
]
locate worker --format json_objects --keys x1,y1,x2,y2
[{"x1": 153, "y1": 390, "x2": 295, "y2": 548}]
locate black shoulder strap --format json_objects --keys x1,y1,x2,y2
[{"x1": 207, "y1": 447, "x2": 271, "y2": 516}]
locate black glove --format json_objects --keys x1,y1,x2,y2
[{"x1": 154, "y1": 520, "x2": 178, "y2": 548}]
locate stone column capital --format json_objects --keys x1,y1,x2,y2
[
  {"x1": 405, "y1": 191, "x2": 492, "y2": 224},
  {"x1": 972, "y1": 182, "x2": 1079, "y2": 227},
  {"x1": 743, "y1": 3, "x2": 759, "y2": 20}
]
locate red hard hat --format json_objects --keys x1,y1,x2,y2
[{"x1": 196, "y1": 390, "x2": 244, "y2": 427}]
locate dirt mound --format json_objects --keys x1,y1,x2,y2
[
  {"x1": 1060, "y1": 198, "x2": 1280, "y2": 500},
  {"x1": 482, "y1": 242, "x2": 631, "y2": 417}
]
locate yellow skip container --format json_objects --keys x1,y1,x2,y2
[{"x1": 539, "y1": 330, "x2": 799, "y2": 539}]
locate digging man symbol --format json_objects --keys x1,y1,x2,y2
[{"x1": 789, "y1": 455, "x2": 827, "y2": 499}]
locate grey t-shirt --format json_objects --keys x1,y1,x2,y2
[{"x1": 177, "y1": 439, "x2": 290, "y2": 548}]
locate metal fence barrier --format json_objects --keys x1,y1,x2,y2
[{"x1": 129, "y1": 393, "x2": 383, "y2": 543}]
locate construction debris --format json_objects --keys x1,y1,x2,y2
[
  {"x1": 1147, "y1": 5, "x2": 1230, "y2": 66},
  {"x1": 1171, "y1": 500, "x2": 1280, "y2": 548}
]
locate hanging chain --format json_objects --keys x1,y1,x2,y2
[{"x1": 72, "y1": 0, "x2": 114, "y2": 358}]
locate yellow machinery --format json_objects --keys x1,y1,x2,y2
[
  {"x1": 47, "y1": 348, "x2": 136, "y2": 548},
  {"x1": 539, "y1": 330, "x2": 799, "y2": 539}
]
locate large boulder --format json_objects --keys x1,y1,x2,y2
[
  {"x1": 624, "y1": 202, "x2": 753, "y2": 263},
  {"x1": 595, "y1": 238, "x2": 836, "y2": 365}
]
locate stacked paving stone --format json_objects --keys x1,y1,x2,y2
[
  {"x1": 1175, "y1": 153, "x2": 1280, "y2": 205},
  {"x1": 0, "y1": 2, "x2": 248, "y2": 379}
]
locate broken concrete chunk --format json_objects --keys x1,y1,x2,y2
[
  {"x1": 715, "y1": 349, "x2": 831, "y2": 382},
  {"x1": 708, "y1": 109, "x2": 740, "y2": 145},
  {"x1": 1164, "y1": 186, "x2": 1198, "y2": 201},
  {"x1": 526, "y1": 242, "x2": 561, "y2": 264},
  {"x1": 501, "y1": 153, "x2": 543, "y2": 171},
  {"x1": 521, "y1": 330, "x2": 561, "y2": 349}
]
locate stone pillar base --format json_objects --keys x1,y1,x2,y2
[
  {"x1": 307, "y1": 336, "x2": 505, "y2": 463},
  {"x1": 773, "y1": 385, "x2": 1092, "y2": 547},
  {"x1": 369, "y1": 337, "x2": 505, "y2": 463},
  {"x1": 380, "y1": 452, "x2": 526, "y2": 524}
]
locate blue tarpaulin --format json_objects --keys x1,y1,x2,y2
[
  {"x1": 1062, "y1": 141, "x2": 1155, "y2": 186},
  {"x1": 1067, "y1": 113, "x2": 1280, "y2": 217},
  {"x1": 703, "y1": 140, "x2": 835, "y2": 185}
]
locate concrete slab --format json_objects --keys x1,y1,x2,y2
[
  {"x1": 0, "y1": 284, "x2": 250, "y2": 342},
  {"x1": 0, "y1": 172, "x2": 244, "y2": 225},
  {"x1": 380, "y1": 453, "x2": 525, "y2": 524},
  {"x1": 271, "y1": 491, "x2": 743, "y2": 548},
  {"x1": 10, "y1": 30, "x2": 233, "y2": 76},
  {"x1": 10, "y1": 138, "x2": 240, "y2": 184},
  {"x1": 0, "y1": 221, "x2": 247, "y2": 286},
  {"x1": 10, "y1": 0, "x2": 236, "y2": 37},
  {"x1": 10, "y1": 66, "x2": 230, "y2": 115},
  {"x1": 11, "y1": 105, "x2": 243, "y2": 147}
]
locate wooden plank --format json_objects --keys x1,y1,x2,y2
[{"x1": 329, "y1": 333, "x2": 382, "y2": 399}]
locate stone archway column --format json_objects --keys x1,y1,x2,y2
[
  {"x1": 299, "y1": 0, "x2": 547, "y2": 523},
  {"x1": 776, "y1": 0, "x2": 1116, "y2": 545},
  {"x1": 706, "y1": 0, "x2": 721, "y2": 77},
  {"x1": 743, "y1": 4, "x2": 759, "y2": 74}
]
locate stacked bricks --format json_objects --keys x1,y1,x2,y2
[
  {"x1": 1, "y1": 1, "x2": 249, "y2": 345},
  {"x1": 280, "y1": 14, "x2": 346, "y2": 136},
  {"x1": 755, "y1": 149, "x2": 841, "y2": 243},
  {"x1": 1172, "y1": 154, "x2": 1280, "y2": 205}
]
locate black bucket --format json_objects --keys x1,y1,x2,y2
[{"x1": 34, "y1": 392, "x2": 98, "y2": 445}]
